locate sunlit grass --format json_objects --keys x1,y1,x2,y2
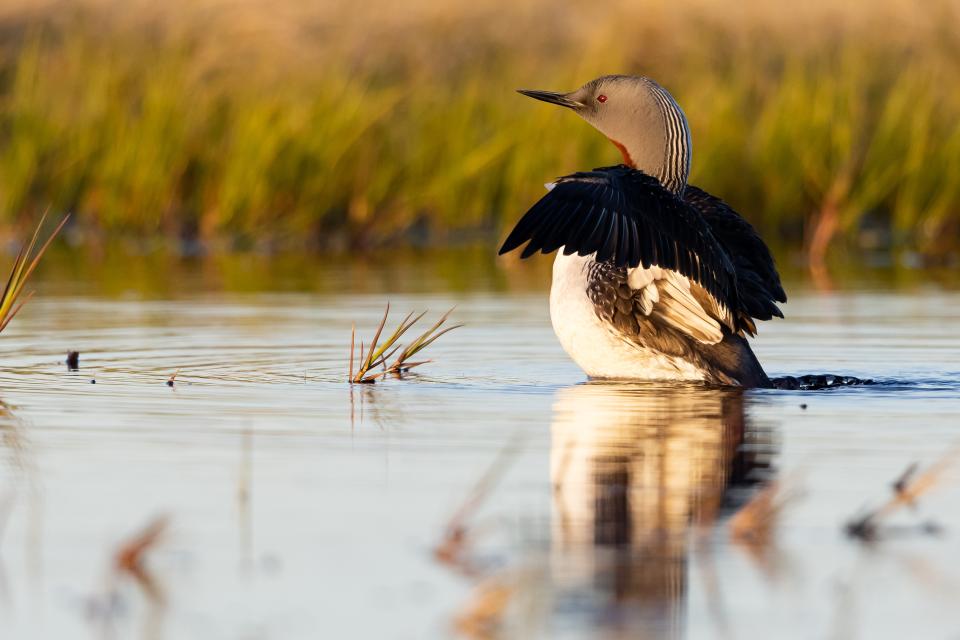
[
  {"x1": 0, "y1": 0, "x2": 957, "y2": 260},
  {"x1": 0, "y1": 212, "x2": 68, "y2": 333},
  {"x1": 349, "y1": 304, "x2": 460, "y2": 383}
]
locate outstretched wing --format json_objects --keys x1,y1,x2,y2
[
  {"x1": 499, "y1": 165, "x2": 742, "y2": 328},
  {"x1": 683, "y1": 185, "x2": 786, "y2": 334}
]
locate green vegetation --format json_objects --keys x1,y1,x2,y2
[{"x1": 0, "y1": 0, "x2": 958, "y2": 262}]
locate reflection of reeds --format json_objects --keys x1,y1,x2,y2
[
  {"x1": 0, "y1": 0, "x2": 957, "y2": 260},
  {"x1": 349, "y1": 304, "x2": 460, "y2": 383},
  {"x1": 0, "y1": 213, "x2": 68, "y2": 333}
]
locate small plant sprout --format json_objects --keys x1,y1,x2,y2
[
  {"x1": 349, "y1": 304, "x2": 461, "y2": 384},
  {"x1": 0, "y1": 212, "x2": 70, "y2": 334}
]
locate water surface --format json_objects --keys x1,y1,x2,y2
[{"x1": 1, "y1": 254, "x2": 959, "y2": 639}]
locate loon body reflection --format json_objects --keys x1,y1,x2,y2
[
  {"x1": 549, "y1": 383, "x2": 775, "y2": 635},
  {"x1": 500, "y1": 76, "x2": 786, "y2": 387}
]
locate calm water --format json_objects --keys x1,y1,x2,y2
[{"x1": 1, "y1": 253, "x2": 959, "y2": 639}]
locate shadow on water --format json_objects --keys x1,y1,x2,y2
[{"x1": 545, "y1": 382, "x2": 777, "y2": 638}]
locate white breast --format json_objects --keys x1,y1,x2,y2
[{"x1": 549, "y1": 252, "x2": 708, "y2": 381}]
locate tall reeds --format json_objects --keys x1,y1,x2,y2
[{"x1": 0, "y1": 0, "x2": 957, "y2": 260}]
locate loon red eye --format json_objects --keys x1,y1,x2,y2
[{"x1": 597, "y1": 94, "x2": 607, "y2": 103}]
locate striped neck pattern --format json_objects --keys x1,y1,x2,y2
[{"x1": 642, "y1": 79, "x2": 691, "y2": 195}]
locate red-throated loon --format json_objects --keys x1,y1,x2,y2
[{"x1": 499, "y1": 75, "x2": 786, "y2": 387}]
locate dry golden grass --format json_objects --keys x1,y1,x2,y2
[
  {"x1": 0, "y1": 0, "x2": 957, "y2": 260},
  {"x1": 0, "y1": 212, "x2": 68, "y2": 333},
  {"x1": 349, "y1": 304, "x2": 460, "y2": 383}
]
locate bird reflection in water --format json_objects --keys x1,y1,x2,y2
[{"x1": 549, "y1": 382, "x2": 776, "y2": 638}]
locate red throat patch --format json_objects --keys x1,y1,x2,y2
[{"x1": 608, "y1": 139, "x2": 634, "y2": 167}]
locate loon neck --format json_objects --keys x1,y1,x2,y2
[{"x1": 617, "y1": 81, "x2": 692, "y2": 195}]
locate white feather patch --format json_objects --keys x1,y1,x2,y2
[
  {"x1": 626, "y1": 267, "x2": 724, "y2": 344},
  {"x1": 638, "y1": 283, "x2": 659, "y2": 315},
  {"x1": 627, "y1": 266, "x2": 661, "y2": 290}
]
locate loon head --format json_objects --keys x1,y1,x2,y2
[{"x1": 518, "y1": 75, "x2": 692, "y2": 194}]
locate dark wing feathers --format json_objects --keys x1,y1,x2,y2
[
  {"x1": 500, "y1": 165, "x2": 740, "y2": 317},
  {"x1": 683, "y1": 185, "x2": 786, "y2": 328}
]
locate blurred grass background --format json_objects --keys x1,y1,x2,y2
[{"x1": 0, "y1": 0, "x2": 959, "y2": 264}]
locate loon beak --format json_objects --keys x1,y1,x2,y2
[{"x1": 517, "y1": 89, "x2": 583, "y2": 109}]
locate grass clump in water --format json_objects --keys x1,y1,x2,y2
[{"x1": 349, "y1": 304, "x2": 461, "y2": 384}]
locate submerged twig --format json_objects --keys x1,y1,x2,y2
[
  {"x1": 113, "y1": 515, "x2": 169, "y2": 603},
  {"x1": 728, "y1": 475, "x2": 803, "y2": 575},
  {"x1": 452, "y1": 563, "x2": 547, "y2": 639},
  {"x1": 846, "y1": 448, "x2": 960, "y2": 541},
  {"x1": 0, "y1": 212, "x2": 70, "y2": 334},
  {"x1": 435, "y1": 440, "x2": 519, "y2": 576},
  {"x1": 115, "y1": 516, "x2": 167, "y2": 574},
  {"x1": 729, "y1": 478, "x2": 801, "y2": 545},
  {"x1": 87, "y1": 513, "x2": 169, "y2": 630},
  {"x1": 454, "y1": 575, "x2": 514, "y2": 639},
  {"x1": 349, "y1": 304, "x2": 460, "y2": 383}
]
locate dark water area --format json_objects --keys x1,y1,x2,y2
[
  {"x1": 1, "y1": 249, "x2": 959, "y2": 638},
  {"x1": 20, "y1": 242, "x2": 960, "y2": 297}
]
